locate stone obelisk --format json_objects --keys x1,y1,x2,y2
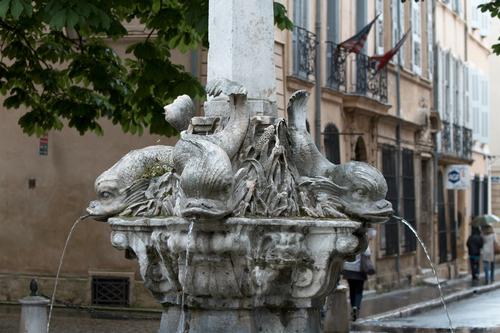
[{"x1": 207, "y1": 0, "x2": 277, "y2": 117}]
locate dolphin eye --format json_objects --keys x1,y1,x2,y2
[
  {"x1": 100, "y1": 191, "x2": 113, "y2": 199},
  {"x1": 355, "y1": 188, "x2": 367, "y2": 196}
]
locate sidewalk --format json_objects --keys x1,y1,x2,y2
[{"x1": 358, "y1": 271, "x2": 500, "y2": 320}]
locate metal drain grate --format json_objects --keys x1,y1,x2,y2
[{"x1": 91, "y1": 276, "x2": 130, "y2": 307}]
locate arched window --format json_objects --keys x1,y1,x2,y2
[
  {"x1": 354, "y1": 136, "x2": 367, "y2": 162},
  {"x1": 324, "y1": 123, "x2": 340, "y2": 164},
  {"x1": 305, "y1": 120, "x2": 311, "y2": 134}
]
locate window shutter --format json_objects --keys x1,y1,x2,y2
[
  {"x1": 375, "y1": 0, "x2": 384, "y2": 55},
  {"x1": 427, "y1": 0, "x2": 433, "y2": 79},
  {"x1": 437, "y1": 48, "x2": 444, "y2": 118},
  {"x1": 412, "y1": 1, "x2": 422, "y2": 75},
  {"x1": 471, "y1": 0, "x2": 480, "y2": 30},
  {"x1": 444, "y1": 52, "x2": 451, "y2": 122},
  {"x1": 480, "y1": 0, "x2": 489, "y2": 37},
  {"x1": 457, "y1": 61, "x2": 463, "y2": 126},
  {"x1": 464, "y1": 64, "x2": 470, "y2": 128},
  {"x1": 480, "y1": 77, "x2": 489, "y2": 143},
  {"x1": 471, "y1": 69, "x2": 480, "y2": 140}
]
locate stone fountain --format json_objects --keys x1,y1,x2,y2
[{"x1": 87, "y1": 1, "x2": 393, "y2": 332}]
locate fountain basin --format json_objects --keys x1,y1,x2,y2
[{"x1": 108, "y1": 216, "x2": 366, "y2": 332}]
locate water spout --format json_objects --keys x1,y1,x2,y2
[
  {"x1": 394, "y1": 215, "x2": 454, "y2": 333},
  {"x1": 46, "y1": 214, "x2": 90, "y2": 333}
]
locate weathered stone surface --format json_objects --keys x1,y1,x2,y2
[
  {"x1": 108, "y1": 217, "x2": 366, "y2": 332},
  {"x1": 207, "y1": 0, "x2": 276, "y2": 114}
]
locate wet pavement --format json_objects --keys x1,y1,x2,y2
[{"x1": 356, "y1": 288, "x2": 500, "y2": 333}]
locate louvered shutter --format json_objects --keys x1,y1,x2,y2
[
  {"x1": 412, "y1": 1, "x2": 421, "y2": 75},
  {"x1": 427, "y1": 0, "x2": 433, "y2": 79},
  {"x1": 376, "y1": 0, "x2": 384, "y2": 55}
]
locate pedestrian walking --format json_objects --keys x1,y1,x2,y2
[
  {"x1": 466, "y1": 226, "x2": 483, "y2": 281},
  {"x1": 343, "y1": 228, "x2": 376, "y2": 321},
  {"x1": 481, "y1": 225, "x2": 497, "y2": 284}
]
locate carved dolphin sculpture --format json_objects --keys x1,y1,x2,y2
[
  {"x1": 87, "y1": 145, "x2": 174, "y2": 220},
  {"x1": 172, "y1": 79, "x2": 250, "y2": 219},
  {"x1": 164, "y1": 95, "x2": 195, "y2": 132},
  {"x1": 286, "y1": 90, "x2": 336, "y2": 178},
  {"x1": 328, "y1": 161, "x2": 393, "y2": 222}
]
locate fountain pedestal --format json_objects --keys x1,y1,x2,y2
[{"x1": 109, "y1": 217, "x2": 366, "y2": 333}]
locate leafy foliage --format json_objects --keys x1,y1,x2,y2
[
  {"x1": 0, "y1": 0, "x2": 292, "y2": 136},
  {"x1": 479, "y1": 0, "x2": 500, "y2": 55}
]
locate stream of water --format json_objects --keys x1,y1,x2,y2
[
  {"x1": 394, "y1": 215, "x2": 454, "y2": 333},
  {"x1": 176, "y1": 221, "x2": 195, "y2": 333},
  {"x1": 46, "y1": 214, "x2": 89, "y2": 333}
]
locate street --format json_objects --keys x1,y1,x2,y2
[{"x1": 359, "y1": 287, "x2": 500, "y2": 332}]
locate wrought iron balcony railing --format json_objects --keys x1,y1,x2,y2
[
  {"x1": 323, "y1": 43, "x2": 388, "y2": 102},
  {"x1": 440, "y1": 122, "x2": 472, "y2": 160},
  {"x1": 292, "y1": 26, "x2": 317, "y2": 81},
  {"x1": 462, "y1": 127, "x2": 472, "y2": 160},
  {"x1": 325, "y1": 42, "x2": 347, "y2": 92},
  {"x1": 453, "y1": 123, "x2": 462, "y2": 156},
  {"x1": 441, "y1": 120, "x2": 452, "y2": 154},
  {"x1": 354, "y1": 53, "x2": 388, "y2": 103}
]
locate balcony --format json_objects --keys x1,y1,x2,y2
[
  {"x1": 325, "y1": 43, "x2": 388, "y2": 104},
  {"x1": 440, "y1": 121, "x2": 472, "y2": 160},
  {"x1": 292, "y1": 26, "x2": 317, "y2": 81}
]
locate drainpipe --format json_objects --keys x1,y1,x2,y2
[
  {"x1": 395, "y1": 0, "x2": 402, "y2": 286},
  {"x1": 314, "y1": 0, "x2": 322, "y2": 148},
  {"x1": 432, "y1": 0, "x2": 438, "y2": 265}
]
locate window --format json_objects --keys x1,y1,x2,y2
[
  {"x1": 472, "y1": 175, "x2": 481, "y2": 217},
  {"x1": 483, "y1": 177, "x2": 489, "y2": 214},
  {"x1": 326, "y1": 0, "x2": 340, "y2": 83},
  {"x1": 381, "y1": 145, "x2": 399, "y2": 256},
  {"x1": 356, "y1": 0, "x2": 368, "y2": 54},
  {"x1": 354, "y1": 137, "x2": 367, "y2": 162},
  {"x1": 412, "y1": 1, "x2": 422, "y2": 75},
  {"x1": 327, "y1": 0, "x2": 340, "y2": 44},
  {"x1": 391, "y1": 0, "x2": 404, "y2": 65},
  {"x1": 402, "y1": 149, "x2": 416, "y2": 252},
  {"x1": 452, "y1": 0, "x2": 462, "y2": 15},
  {"x1": 324, "y1": 123, "x2": 341, "y2": 164},
  {"x1": 92, "y1": 276, "x2": 130, "y2": 307},
  {"x1": 375, "y1": 0, "x2": 384, "y2": 55},
  {"x1": 293, "y1": 0, "x2": 309, "y2": 29}
]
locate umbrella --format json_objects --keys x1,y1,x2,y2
[{"x1": 471, "y1": 214, "x2": 500, "y2": 227}]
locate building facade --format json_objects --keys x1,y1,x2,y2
[{"x1": 433, "y1": 0, "x2": 491, "y2": 275}]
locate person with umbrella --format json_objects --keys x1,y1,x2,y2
[{"x1": 481, "y1": 224, "x2": 497, "y2": 284}]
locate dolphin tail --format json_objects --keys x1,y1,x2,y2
[{"x1": 287, "y1": 90, "x2": 309, "y2": 130}]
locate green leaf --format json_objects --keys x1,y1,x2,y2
[
  {"x1": 0, "y1": 0, "x2": 11, "y2": 19},
  {"x1": 49, "y1": 9, "x2": 67, "y2": 29},
  {"x1": 10, "y1": 0, "x2": 23, "y2": 19}
]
